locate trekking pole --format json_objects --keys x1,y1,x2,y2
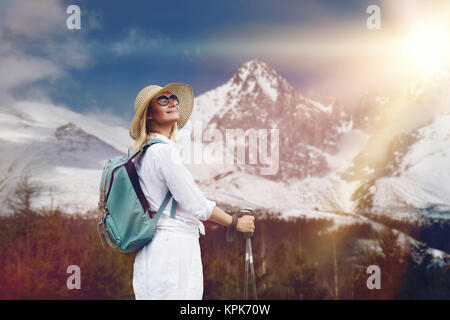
[
  {"x1": 240, "y1": 208, "x2": 257, "y2": 300},
  {"x1": 246, "y1": 233, "x2": 257, "y2": 300},
  {"x1": 226, "y1": 207, "x2": 257, "y2": 300}
]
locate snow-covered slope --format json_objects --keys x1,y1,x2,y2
[
  {"x1": 369, "y1": 113, "x2": 450, "y2": 221},
  {"x1": 350, "y1": 71, "x2": 450, "y2": 222},
  {"x1": 0, "y1": 100, "x2": 133, "y2": 213}
]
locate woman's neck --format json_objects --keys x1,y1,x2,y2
[{"x1": 150, "y1": 125, "x2": 172, "y2": 139}]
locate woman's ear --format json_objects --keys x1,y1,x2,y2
[{"x1": 146, "y1": 104, "x2": 152, "y2": 120}]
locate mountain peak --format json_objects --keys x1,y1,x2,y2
[
  {"x1": 241, "y1": 58, "x2": 270, "y2": 71},
  {"x1": 55, "y1": 122, "x2": 83, "y2": 140},
  {"x1": 192, "y1": 59, "x2": 353, "y2": 180},
  {"x1": 234, "y1": 59, "x2": 279, "y2": 83},
  {"x1": 228, "y1": 59, "x2": 293, "y2": 103}
]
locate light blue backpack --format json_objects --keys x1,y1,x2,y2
[{"x1": 97, "y1": 138, "x2": 177, "y2": 253}]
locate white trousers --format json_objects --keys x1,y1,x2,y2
[{"x1": 132, "y1": 228, "x2": 203, "y2": 300}]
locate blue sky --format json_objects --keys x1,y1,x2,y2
[
  {"x1": 56, "y1": 0, "x2": 369, "y2": 118},
  {"x1": 1, "y1": 0, "x2": 449, "y2": 126}
]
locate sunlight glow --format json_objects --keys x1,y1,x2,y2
[{"x1": 401, "y1": 23, "x2": 450, "y2": 74}]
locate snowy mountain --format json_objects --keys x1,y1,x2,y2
[
  {"x1": 0, "y1": 101, "x2": 132, "y2": 213},
  {"x1": 349, "y1": 71, "x2": 450, "y2": 222},
  {"x1": 192, "y1": 59, "x2": 353, "y2": 180}
]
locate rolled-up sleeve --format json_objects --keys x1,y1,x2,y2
[{"x1": 153, "y1": 143, "x2": 216, "y2": 221}]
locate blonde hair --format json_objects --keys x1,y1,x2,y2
[{"x1": 132, "y1": 112, "x2": 178, "y2": 152}]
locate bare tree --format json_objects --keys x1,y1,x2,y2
[{"x1": 6, "y1": 175, "x2": 41, "y2": 217}]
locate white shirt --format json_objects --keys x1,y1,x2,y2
[{"x1": 134, "y1": 132, "x2": 216, "y2": 236}]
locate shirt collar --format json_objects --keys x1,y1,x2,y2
[{"x1": 151, "y1": 132, "x2": 174, "y2": 144}]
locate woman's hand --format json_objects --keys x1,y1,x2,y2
[
  {"x1": 236, "y1": 215, "x2": 255, "y2": 233},
  {"x1": 208, "y1": 206, "x2": 256, "y2": 234}
]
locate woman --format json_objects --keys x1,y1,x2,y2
[{"x1": 129, "y1": 83, "x2": 255, "y2": 300}]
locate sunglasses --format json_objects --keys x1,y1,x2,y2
[{"x1": 155, "y1": 94, "x2": 179, "y2": 106}]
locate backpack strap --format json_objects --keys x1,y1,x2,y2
[
  {"x1": 127, "y1": 138, "x2": 177, "y2": 219},
  {"x1": 170, "y1": 197, "x2": 177, "y2": 219},
  {"x1": 148, "y1": 191, "x2": 177, "y2": 220},
  {"x1": 126, "y1": 139, "x2": 167, "y2": 218},
  {"x1": 156, "y1": 190, "x2": 172, "y2": 216},
  {"x1": 128, "y1": 138, "x2": 166, "y2": 161}
]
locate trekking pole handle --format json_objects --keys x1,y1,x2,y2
[
  {"x1": 226, "y1": 208, "x2": 255, "y2": 241},
  {"x1": 239, "y1": 208, "x2": 255, "y2": 239}
]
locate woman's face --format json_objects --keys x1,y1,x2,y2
[{"x1": 146, "y1": 91, "x2": 180, "y2": 126}]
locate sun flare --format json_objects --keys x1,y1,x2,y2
[{"x1": 402, "y1": 23, "x2": 450, "y2": 74}]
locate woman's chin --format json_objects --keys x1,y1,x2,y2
[{"x1": 165, "y1": 115, "x2": 179, "y2": 124}]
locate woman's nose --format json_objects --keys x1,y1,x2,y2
[{"x1": 168, "y1": 100, "x2": 178, "y2": 109}]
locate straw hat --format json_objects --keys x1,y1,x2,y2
[{"x1": 129, "y1": 83, "x2": 194, "y2": 140}]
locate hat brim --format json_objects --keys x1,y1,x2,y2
[{"x1": 129, "y1": 83, "x2": 194, "y2": 140}]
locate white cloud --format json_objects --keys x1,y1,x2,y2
[
  {"x1": 0, "y1": 41, "x2": 66, "y2": 104},
  {"x1": 84, "y1": 106, "x2": 132, "y2": 129},
  {"x1": 0, "y1": 0, "x2": 91, "y2": 104},
  {"x1": 0, "y1": 48, "x2": 65, "y2": 89},
  {"x1": 41, "y1": 38, "x2": 91, "y2": 70},
  {"x1": 112, "y1": 27, "x2": 169, "y2": 56},
  {"x1": 2, "y1": 0, "x2": 65, "y2": 40}
]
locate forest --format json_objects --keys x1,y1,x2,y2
[{"x1": 0, "y1": 176, "x2": 448, "y2": 299}]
